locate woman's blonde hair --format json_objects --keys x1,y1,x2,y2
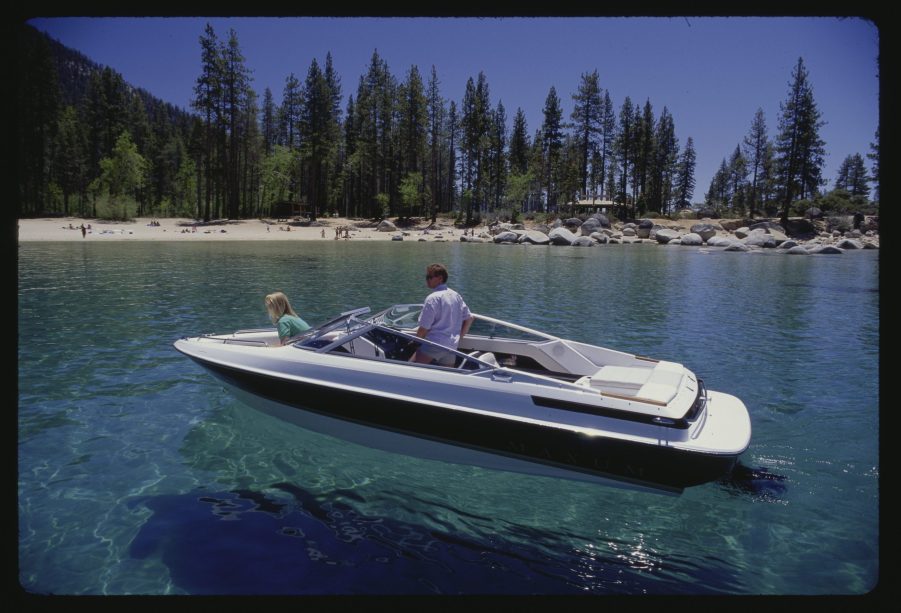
[{"x1": 265, "y1": 292, "x2": 298, "y2": 323}]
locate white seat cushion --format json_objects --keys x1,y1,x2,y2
[
  {"x1": 589, "y1": 365, "x2": 653, "y2": 389},
  {"x1": 636, "y1": 362, "x2": 685, "y2": 404}
]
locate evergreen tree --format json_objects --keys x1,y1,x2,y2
[
  {"x1": 774, "y1": 57, "x2": 826, "y2": 223},
  {"x1": 426, "y1": 66, "x2": 445, "y2": 221},
  {"x1": 96, "y1": 131, "x2": 148, "y2": 219},
  {"x1": 595, "y1": 90, "x2": 616, "y2": 200},
  {"x1": 192, "y1": 23, "x2": 222, "y2": 221},
  {"x1": 834, "y1": 153, "x2": 870, "y2": 198},
  {"x1": 459, "y1": 72, "x2": 492, "y2": 222},
  {"x1": 445, "y1": 101, "x2": 459, "y2": 215},
  {"x1": 300, "y1": 55, "x2": 341, "y2": 221},
  {"x1": 570, "y1": 69, "x2": 603, "y2": 199},
  {"x1": 649, "y1": 106, "x2": 678, "y2": 214},
  {"x1": 634, "y1": 99, "x2": 655, "y2": 214},
  {"x1": 867, "y1": 129, "x2": 879, "y2": 201},
  {"x1": 674, "y1": 136, "x2": 696, "y2": 209},
  {"x1": 280, "y1": 73, "x2": 302, "y2": 151},
  {"x1": 742, "y1": 108, "x2": 769, "y2": 217},
  {"x1": 261, "y1": 87, "x2": 277, "y2": 154},
  {"x1": 487, "y1": 100, "x2": 508, "y2": 211},
  {"x1": 705, "y1": 158, "x2": 730, "y2": 208},
  {"x1": 728, "y1": 145, "x2": 748, "y2": 212},
  {"x1": 615, "y1": 96, "x2": 636, "y2": 215},
  {"x1": 52, "y1": 106, "x2": 88, "y2": 215},
  {"x1": 508, "y1": 108, "x2": 530, "y2": 175},
  {"x1": 540, "y1": 86, "x2": 563, "y2": 213}
]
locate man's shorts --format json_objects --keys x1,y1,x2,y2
[{"x1": 418, "y1": 342, "x2": 457, "y2": 366}]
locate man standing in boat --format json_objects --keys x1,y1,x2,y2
[{"x1": 411, "y1": 263, "x2": 475, "y2": 366}]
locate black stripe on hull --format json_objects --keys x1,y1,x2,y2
[{"x1": 191, "y1": 357, "x2": 738, "y2": 491}]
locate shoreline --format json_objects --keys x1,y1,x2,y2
[
  {"x1": 15, "y1": 215, "x2": 878, "y2": 250},
  {"x1": 15, "y1": 216, "x2": 456, "y2": 243}
]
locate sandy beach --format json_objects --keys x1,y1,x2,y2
[{"x1": 16, "y1": 217, "x2": 467, "y2": 243}]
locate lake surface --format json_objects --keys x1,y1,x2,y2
[{"x1": 17, "y1": 240, "x2": 879, "y2": 595}]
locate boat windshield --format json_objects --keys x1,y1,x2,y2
[
  {"x1": 370, "y1": 304, "x2": 423, "y2": 330},
  {"x1": 287, "y1": 306, "x2": 371, "y2": 345},
  {"x1": 370, "y1": 304, "x2": 554, "y2": 343}
]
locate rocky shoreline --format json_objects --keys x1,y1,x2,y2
[{"x1": 375, "y1": 214, "x2": 878, "y2": 254}]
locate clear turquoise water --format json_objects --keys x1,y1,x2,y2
[{"x1": 18, "y1": 240, "x2": 879, "y2": 595}]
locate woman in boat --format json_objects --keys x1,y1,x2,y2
[{"x1": 265, "y1": 291, "x2": 311, "y2": 344}]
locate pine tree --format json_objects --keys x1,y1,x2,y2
[
  {"x1": 674, "y1": 136, "x2": 696, "y2": 209},
  {"x1": 571, "y1": 70, "x2": 603, "y2": 199},
  {"x1": 596, "y1": 91, "x2": 616, "y2": 200},
  {"x1": 426, "y1": 66, "x2": 445, "y2": 221},
  {"x1": 867, "y1": 129, "x2": 879, "y2": 201},
  {"x1": 728, "y1": 145, "x2": 748, "y2": 212},
  {"x1": 52, "y1": 106, "x2": 88, "y2": 216},
  {"x1": 509, "y1": 108, "x2": 530, "y2": 175},
  {"x1": 192, "y1": 23, "x2": 222, "y2": 221},
  {"x1": 615, "y1": 96, "x2": 635, "y2": 215},
  {"x1": 649, "y1": 107, "x2": 678, "y2": 214},
  {"x1": 742, "y1": 108, "x2": 769, "y2": 217},
  {"x1": 634, "y1": 99, "x2": 655, "y2": 215},
  {"x1": 261, "y1": 88, "x2": 277, "y2": 155},
  {"x1": 835, "y1": 153, "x2": 870, "y2": 198},
  {"x1": 774, "y1": 57, "x2": 826, "y2": 223},
  {"x1": 540, "y1": 86, "x2": 563, "y2": 213},
  {"x1": 488, "y1": 100, "x2": 507, "y2": 211}
]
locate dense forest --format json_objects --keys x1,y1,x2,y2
[{"x1": 15, "y1": 23, "x2": 878, "y2": 225}]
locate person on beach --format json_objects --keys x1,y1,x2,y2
[
  {"x1": 265, "y1": 291, "x2": 311, "y2": 344},
  {"x1": 410, "y1": 263, "x2": 474, "y2": 366},
  {"x1": 80, "y1": 224, "x2": 86, "y2": 238}
]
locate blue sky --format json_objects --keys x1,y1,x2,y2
[{"x1": 28, "y1": 16, "x2": 880, "y2": 202}]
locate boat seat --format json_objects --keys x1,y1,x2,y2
[
  {"x1": 467, "y1": 350, "x2": 499, "y2": 367},
  {"x1": 479, "y1": 352, "x2": 499, "y2": 367},
  {"x1": 588, "y1": 360, "x2": 685, "y2": 405},
  {"x1": 589, "y1": 365, "x2": 653, "y2": 389}
]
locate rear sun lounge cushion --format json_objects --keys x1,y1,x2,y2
[{"x1": 591, "y1": 361, "x2": 684, "y2": 404}]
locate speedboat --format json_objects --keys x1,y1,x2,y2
[{"x1": 174, "y1": 305, "x2": 751, "y2": 494}]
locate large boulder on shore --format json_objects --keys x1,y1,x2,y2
[
  {"x1": 493, "y1": 231, "x2": 520, "y2": 243},
  {"x1": 690, "y1": 223, "x2": 718, "y2": 242},
  {"x1": 742, "y1": 230, "x2": 777, "y2": 248},
  {"x1": 654, "y1": 228, "x2": 680, "y2": 244},
  {"x1": 377, "y1": 220, "x2": 397, "y2": 232},
  {"x1": 518, "y1": 230, "x2": 551, "y2": 245},
  {"x1": 835, "y1": 238, "x2": 863, "y2": 250},
  {"x1": 750, "y1": 221, "x2": 786, "y2": 233},
  {"x1": 636, "y1": 219, "x2": 655, "y2": 238},
  {"x1": 580, "y1": 217, "x2": 602, "y2": 235},
  {"x1": 707, "y1": 236, "x2": 739, "y2": 248},
  {"x1": 679, "y1": 232, "x2": 704, "y2": 246},
  {"x1": 784, "y1": 218, "x2": 817, "y2": 239},
  {"x1": 807, "y1": 245, "x2": 844, "y2": 254},
  {"x1": 548, "y1": 227, "x2": 578, "y2": 245},
  {"x1": 572, "y1": 236, "x2": 595, "y2": 247},
  {"x1": 589, "y1": 213, "x2": 611, "y2": 228}
]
